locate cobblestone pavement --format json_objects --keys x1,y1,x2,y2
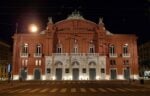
[{"x1": 0, "y1": 81, "x2": 150, "y2": 96}]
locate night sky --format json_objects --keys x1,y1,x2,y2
[{"x1": 0, "y1": 0, "x2": 149, "y2": 46}]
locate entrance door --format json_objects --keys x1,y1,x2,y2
[
  {"x1": 89, "y1": 68, "x2": 96, "y2": 80},
  {"x1": 20, "y1": 69, "x2": 27, "y2": 80},
  {"x1": 124, "y1": 69, "x2": 130, "y2": 79},
  {"x1": 72, "y1": 68, "x2": 79, "y2": 80},
  {"x1": 34, "y1": 69, "x2": 41, "y2": 80},
  {"x1": 110, "y1": 69, "x2": 117, "y2": 80},
  {"x1": 56, "y1": 68, "x2": 62, "y2": 80}
]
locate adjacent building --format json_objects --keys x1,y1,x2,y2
[
  {"x1": 0, "y1": 41, "x2": 11, "y2": 80},
  {"x1": 138, "y1": 41, "x2": 150, "y2": 78},
  {"x1": 12, "y1": 11, "x2": 139, "y2": 80}
]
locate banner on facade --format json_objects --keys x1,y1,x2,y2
[{"x1": 7, "y1": 64, "x2": 11, "y2": 73}]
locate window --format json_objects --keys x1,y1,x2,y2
[
  {"x1": 73, "y1": 47, "x2": 78, "y2": 53},
  {"x1": 21, "y1": 43, "x2": 28, "y2": 53},
  {"x1": 101, "y1": 68, "x2": 105, "y2": 73},
  {"x1": 47, "y1": 68, "x2": 51, "y2": 73},
  {"x1": 110, "y1": 60, "x2": 116, "y2": 65},
  {"x1": 36, "y1": 44, "x2": 42, "y2": 54},
  {"x1": 82, "y1": 68, "x2": 86, "y2": 73},
  {"x1": 123, "y1": 44, "x2": 128, "y2": 54},
  {"x1": 89, "y1": 47, "x2": 94, "y2": 53},
  {"x1": 57, "y1": 47, "x2": 62, "y2": 53},
  {"x1": 65, "y1": 68, "x2": 69, "y2": 73},
  {"x1": 123, "y1": 60, "x2": 129, "y2": 65},
  {"x1": 89, "y1": 40, "x2": 95, "y2": 53},
  {"x1": 57, "y1": 40, "x2": 62, "y2": 53},
  {"x1": 109, "y1": 45, "x2": 115, "y2": 54},
  {"x1": 73, "y1": 41, "x2": 78, "y2": 53}
]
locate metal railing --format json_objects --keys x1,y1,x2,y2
[
  {"x1": 34, "y1": 53, "x2": 42, "y2": 58},
  {"x1": 20, "y1": 53, "x2": 29, "y2": 58},
  {"x1": 122, "y1": 53, "x2": 131, "y2": 57},
  {"x1": 109, "y1": 53, "x2": 118, "y2": 58}
]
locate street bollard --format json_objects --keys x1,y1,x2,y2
[{"x1": 140, "y1": 79, "x2": 144, "y2": 84}]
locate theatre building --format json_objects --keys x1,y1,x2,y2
[{"x1": 12, "y1": 12, "x2": 139, "y2": 80}]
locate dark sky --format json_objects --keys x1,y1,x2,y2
[{"x1": 0, "y1": 0, "x2": 149, "y2": 45}]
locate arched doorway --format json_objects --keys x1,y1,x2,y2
[
  {"x1": 20, "y1": 67, "x2": 27, "y2": 80},
  {"x1": 89, "y1": 61, "x2": 96, "y2": 80},
  {"x1": 34, "y1": 68, "x2": 41, "y2": 80},
  {"x1": 72, "y1": 61, "x2": 80, "y2": 80},
  {"x1": 55, "y1": 61, "x2": 63, "y2": 80},
  {"x1": 110, "y1": 69, "x2": 117, "y2": 80}
]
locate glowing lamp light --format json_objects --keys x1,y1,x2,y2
[
  {"x1": 96, "y1": 76, "x2": 100, "y2": 80},
  {"x1": 63, "y1": 76, "x2": 67, "y2": 80},
  {"x1": 52, "y1": 76, "x2": 56, "y2": 80},
  {"x1": 29, "y1": 24, "x2": 38, "y2": 33}
]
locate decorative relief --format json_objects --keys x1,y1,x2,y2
[{"x1": 67, "y1": 10, "x2": 84, "y2": 20}]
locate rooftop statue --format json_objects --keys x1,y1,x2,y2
[
  {"x1": 67, "y1": 10, "x2": 84, "y2": 20},
  {"x1": 48, "y1": 17, "x2": 53, "y2": 24}
]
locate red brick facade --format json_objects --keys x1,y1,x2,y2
[{"x1": 12, "y1": 12, "x2": 139, "y2": 80}]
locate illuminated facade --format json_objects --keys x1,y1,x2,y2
[{"x1": 12, "y1": 11, "x2": 139, "y2": 80}]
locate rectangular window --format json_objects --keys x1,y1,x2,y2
[
  {"x1": 123, "y1": 60, "x2": 129, "y2": 65},
  {"x1": 36, "y1": 46, "x2": 42, "y2": 54},
  {"x1": 82, "y1": 68, "x2": 86, "y2": 73},
  {"x1": 65, "y1": 68, "x2": 69, "y2": 73},
  {"x1": 123, "y1": 46, "x2": 128, "y2": 54},
  {"x1": 90, "y1": 48, "x2": 94, "y2": 53},
  {"x1": 110, "y1": 60, "x2": 116, "y2": 65},
  {"x1": 109, "y1": 46, "x2": 115, "y2": 54},
  {"x1": 21, "y1": 44, "x2": 28, "y2": 54},
  {"x1": 101, "y1": 68, "x2": 105, "y2": 73},
  {"x1": 73, "y1": 47, "x2": 78, "y2": 53},
  {"x1": 47, "y1": 68, "x2": 51, "y2": 73}
]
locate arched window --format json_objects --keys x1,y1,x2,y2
[
  {"x1": 89, "y1": 40, "x2": 95, "y2": 53},
  {"x1": 123, "y1": 44, "x2": 128, "y2": 54},
  {"x1": 57, "y1": 40, "x2": 62, "y2": 53},
  {"x1": 21, "y1": 43, "x2": 28, "y2": 53},
  {"x1": 73, "y1": 39, "x2": 78, "y2": 53}
]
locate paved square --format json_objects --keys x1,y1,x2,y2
[{"x1": 0, "y1": 81, "x2": 149, "y2": 96}]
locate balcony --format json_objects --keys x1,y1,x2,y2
[
  {"x1": 109, "y1": 53, "x2": 118, "y2": 58},
  {"x1": 53, "y1": 53, "x2": 68, "y2": 56},
  {"x1": 52, "y1": 53, "x2": 99, "y2": 57},
  {"x1": 20, "y1": 53, "x2": 29, "y2": 58},
  {"x1": 122, "y1": 53, "x2": 131, "y2": 58},
  {"x1": 86, "y1": 53, "x2": 99, "y2": 56},
  {"x1": 34, "y1": 53, "x2": 42, "y2": 58},
  {"x1": 70, "y1": 53, "x2": 83, "y2": 56}
]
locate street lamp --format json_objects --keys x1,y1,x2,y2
[{"x1": 29, "y1": 24, "x2": 38, "y2": 33}]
